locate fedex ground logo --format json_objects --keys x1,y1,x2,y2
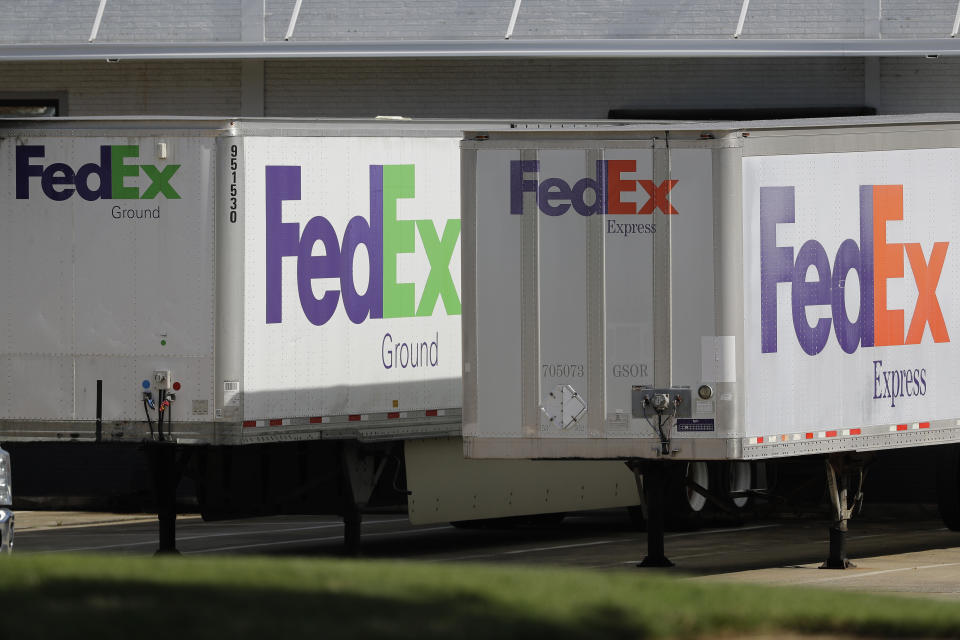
[
  {"x1": 760, "y1": 184, "x2": 949, "y2": 356},
  {"x1": 16, "y1": 145, "x2": 181, "y2": 201},
  {"x1": 266, "y1": 164, "x2": 459, "y2": 326},
  {"x1": 510, "y1": 160, "x2": 675, "y2": 236}
]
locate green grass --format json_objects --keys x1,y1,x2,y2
[{"x1": 0, "y1": 554, "x2": 958, "y2": 639}]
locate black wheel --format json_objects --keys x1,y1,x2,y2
[
  {"x1": 665, "y1": 461, "x2": 709, "y2": 530},
  {"x1": 936, "y1": 445, "x2": 960, "y2": 531},
  {"x1": 722, "y1": 461, "x2": 753, "y2": 509}
]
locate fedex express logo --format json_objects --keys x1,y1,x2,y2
[
  {"x1": 265, "y1": 164, "x2": 459, "y2": 326},
  {"x1": 16, "y1": 145, "x2": 181, "y2": 201},
  {"x1": 510, "y1": 160, "x2": 675, "y2": 234},
  {"x1": 760, "y1": 185, "x2": 949, "y2": 356}
]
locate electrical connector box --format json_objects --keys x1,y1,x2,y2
[{"x1": 153, "y1": 370, "x2": 172, "y2": 390}]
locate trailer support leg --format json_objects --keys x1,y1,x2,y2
[
  {"x1": 631, "y1": 460, "x2": 674, "y2": 568},
  {"x1": 146, "y1": 441, "x2": 186, "y2": 555},
  {"x1": 339, "y1": 442, "x2": 387, "y2": 556},
  {"x1": 820, "y1": 453, "x2": 868, "y2": 570}
]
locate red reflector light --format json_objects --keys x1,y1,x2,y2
[
  {"x1": 172, "y1": 381, "x2": 181, "y2": 391},
  {"x1": 269, "y1": 419, "x2": 282, "y2": 426},
  {"x1": 349, "y1": 415, "x2": 362, "y2": 421},
  {"x1": 425, "y1": 409, "x2": 438, "y2": 417},
  {"x1": 757, "y1": 436, "x2": 764, "y2": 443},
  {"x1": 242, "y1": 420, "x2": 257, "y2": 428},
  {"x1": 851, "y1": 428, "x2": 862, "y2": 435},
  {"x1": 920, "y1": 422, "x2": 931, "y2": 429},
  {"x1": 897, "y1": 424, "x2": 908, "y2": 431},
  {"x1": 309, "y1": 416, "x2": 323, "y2": 424},
  {"x1": 826, "y1": 430, "x2": 838, "y2": 438},
  {"x1": 805, "y1": 432, "x2": 814, "y2": 439},
  {"x1": 388, "y1": 412, "x2": 400, "y2": 419}
]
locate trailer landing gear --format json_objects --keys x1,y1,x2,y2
[
  {"x1": 629, "y1": 460, "x2": 674, "y2": 568},
  {"x1": 340, "y1": 442, "x2": 388, "y2": 556},
  {"x1": 145, "y1": 441, "x2": 190, "y2": 555},
  {"x1": 821, "y1": 453, "x2": 869, "y2": 570}
]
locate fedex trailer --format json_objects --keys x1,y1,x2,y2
[
  {"x1": 461, "y1": 115, "x2": 960, "y2": 567},
  {"x1": 0, "y1": 117, "x2": 640, "y2": 552}
]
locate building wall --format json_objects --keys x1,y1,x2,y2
[
  {"x1": 0, "y1": 56, "x2": 956, "y2": 119},
  {"x1": 6, "y1": 0, "x2": 957, "y2": 43},
  {"x1": 0, "y1": 62, "x2": 241, "y2": 115},
  {"x1": 879, "y1": 57, "x2": 960, "y2": 113},
  {"x1": 264, "y1": 58, "x2": 865, "y2": 119}
]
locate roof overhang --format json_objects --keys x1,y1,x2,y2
[{"x1": 2, "y1": 38, "x2": 960, "y2": 62}]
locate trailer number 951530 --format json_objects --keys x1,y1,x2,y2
[{"x1": 228, "y1": 144, "x2": 238, "y2": 223}]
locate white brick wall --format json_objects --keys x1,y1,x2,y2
[
  {"x1": 1, "y1": 0, "x2": 101, "y2": 44},
  {"x1": 95, "y1": 0, "x2": 240, "y2": 42},
  {"x1": 1, "y1": 0, "x2": 239, "y2": 43},
  {"x1": 266, "y1": 0, "x2": 517, "y2": 40},
  {"x1": 3, "y1": 0, "x2": 960, "y2": 43},
  {"x1": 740, "y1": 0, "x2": 866, "y2": 38},
  {"x1": 882, "y1": 0, "x2": 957, "y2": 38}
]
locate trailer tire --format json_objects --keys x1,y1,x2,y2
[
  {"x1": 936, "y1": 445, "x2": 960, "y2": 531},
  {"x1": 722, "y1": 461, "x2": 753, "y2": 509},
  {"x1": 666, "y1": 461, "x2": 709, "y2": 529}
]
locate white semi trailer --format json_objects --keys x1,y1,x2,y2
[
  {"x1": 0, "y1": 117, "x2": 641, "y2": 552},
  {"x1": 461, "y1": 115, "x2": 960, "y2": 567}
]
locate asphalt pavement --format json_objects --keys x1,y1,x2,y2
[{"x1": 13, "y1": 506, "x2": 960, "y2": 600}]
